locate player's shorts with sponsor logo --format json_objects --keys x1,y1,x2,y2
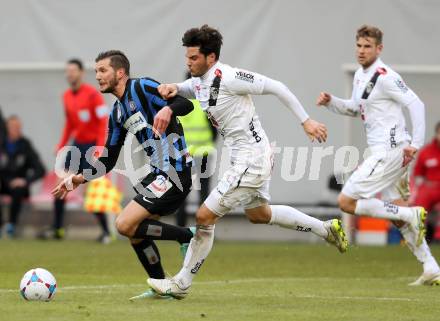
[
  {"x1": 342, "y1": 143, "x2": 410, "y2": 201},
  {"x1": 205, "y1": 149, "x2": 273, "y2": 217},
  {"x1": 133, "y1": 168, "x2": 192, "y2": 216}
]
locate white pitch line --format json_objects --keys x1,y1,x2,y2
[{"x1": 0, "y1": 277, "x2": 430, "y2": 302}]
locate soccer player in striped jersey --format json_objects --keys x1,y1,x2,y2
[{"x1": 52, "y1": 50, "x2": 197, "y2": 299}]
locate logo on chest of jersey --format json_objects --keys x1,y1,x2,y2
[
  {"x1": 235, "y1": 71, "x2": 254, "y2": 83},
  {"x1": 129, "y1": 101, "x2": 137, "y2": 112},
  {"x1": 123, "y1": 111, "x2": 147, "y2": 134}
]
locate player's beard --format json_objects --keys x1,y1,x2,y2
[
  {"x1": 190, "y1": 63, "x2": 210, "y2": 77},
  {"x1": 101, "y1": 75, "x2": 118, "y2": 94}
]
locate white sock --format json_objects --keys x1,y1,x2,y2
[
  {"x1": 174, "y1": 225, "x2": 215, "y2": 288},
  {"x1": 399, "y1": 224, "x2": 440, "y2": 274},
  {"x1": 355, "y1": 199, "x2": 414, "y2": 223},
  {"x1": 269, "y1": 205, "x2": 328, "y2": 238}
]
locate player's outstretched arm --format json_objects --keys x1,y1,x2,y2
[
  {"x1": 260, "y1": 78, "x2": 327, "y2": 142},
  {"x1": 158, "y1": 79, "x2": 195, "y2": 100},
  {"x1": 153, "y1": 96, "x2": 194, "y2": 135},
  {"x1": 158, "y1": 84, "x2": 178, "y2": 100},
  {"x1": 316, "y1": 91, "x2": 359, "y2": 117}
]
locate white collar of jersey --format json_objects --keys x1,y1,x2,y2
[
  {"x1": 200, "y1": 61, "x2": 221, "y2": 81},
  {"x1": 362, "y1": 58, "x2": 383, "y2": 74}
]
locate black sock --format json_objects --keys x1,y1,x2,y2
[
  {"x1": 176, "y1": 202, "x2": 187, "y2": 227},
  {"x1": 10, "y1": 188, "x2": 26, "y2": 225},
  {"x1": 132, "y1": 239, "x2": 165, "y2": 278},
  {"x1": 94, "y1": 212, "x2": 109, "y2": 235},
  {"x1": 133, "y1": 219, "x2": 193, "y2": 244},
  {"x1": 10, "y1": 196, "x2": 23, "y2": 225},
  {"x1": 54, "y1": 198, "x2": 65, "y2": 230}
]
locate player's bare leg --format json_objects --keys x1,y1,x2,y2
[{"x1": 245, "y1": 203, "x2": 348, "y2": 253}]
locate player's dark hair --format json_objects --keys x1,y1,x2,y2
[
  {"x1": 182, "y1": 25, "x2": 223, "y2": 60},
  {"x1": 95, "y1": 50, "x2": 130, "y2": 76},
  {"x1": 67, "y1": 58, "x2": 84, "y2": 70},
  {"x1": 356, "y1": 25, "x2": 383, "y2": 45},
  {"x1": 435, "y1": 121, "x2": 440, "y2": 133}
]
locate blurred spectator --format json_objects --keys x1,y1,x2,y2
[
  {"x1": 175, "y1": 74, "x2": 217, "y2": 227},
  {"x1": 412, "y1": 121, "x2": 440, "y2": 242},
  {"x1": 0, "y1": 107, "x2": 6, "y2": 146},
  {"x1": 0, "y1": 115, "x2": 45, "y2": 237},
  {"x1": 50, "y1": 58, "x2": 111, "y2": 242}
]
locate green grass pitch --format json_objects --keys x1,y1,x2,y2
[{"x1": 1, "y1": 240, "x2": 439, "y2": 321}]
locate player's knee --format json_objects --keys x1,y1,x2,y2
[
  {"x1": 338, "y1": 194, "x2": 355, "y2": 214},
  {"x1": 247, "y1": 212, "x2": 270, "y2": 224},
  {"x1": 195, "y1": 207, "x2": 217, "y2": 226},
  {"x1": 246, "y1": 206, "x2": 271, "y2": 224},
  {"x1": 115, "y1": 217, "x2": 134, "y2": 237}
]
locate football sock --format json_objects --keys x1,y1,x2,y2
[
  {"x1": 133, "y1": 219, "x2": 193, "y2": 244},
  {"x1": 399, "y1": 224, "x2": 440, "y2": 273},
  {"x1": 175, "y1": 225, "x2": 215, "y2": 288},
  {"x1": 269, "y1": 205, "x2": 328, "y2": 238},
  {"x1": 132, "y1": 239, "x2": 165, "y2": 278},
  {"x1": 54, "y1": 198, "x2": 65, "y2": 230},
  {"x1": 355, "y1": 199, "x2": 413, "y2": 222}
]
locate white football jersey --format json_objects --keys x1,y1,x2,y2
[
  {"x1": 350, "y1": 58, "x2": 419, "y2": 148},
  {"x1": 177, "y1": 61, "x2": 272, "y2": 173}
]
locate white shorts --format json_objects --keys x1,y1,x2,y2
[
  {"x1": 342, "y1": 145, "x2": 410, "y2": 201},
  {"x1": 204, "y1": 163, "x2": 271, "y2": 217}
]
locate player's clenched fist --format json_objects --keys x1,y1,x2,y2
[
  {"x1": 316, "y1": 92, "x2": 332, "y2": 106},
  {"x1": 158, "y1": 84, "x2": 178, "y2": 100},
  {"x1": 302, "y1": 118, "x2": 328, "y2": 143}
]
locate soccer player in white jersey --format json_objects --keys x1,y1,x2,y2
[
  {"x1": 316, "y1": 25, "x2": 439, "y2": 286},
  {"x1": 147, "y1": 25, "x2": 348, "y2": 299}
]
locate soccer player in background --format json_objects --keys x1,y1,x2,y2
[
  {"x1": 51, "y1": 59, "x2": 111, "y2": 242},
  {"x1": 412, "y1": 122, "x2": 440, "y2": 244},
  {"x1": 148, "y1": 25, "x2": 348, "y2": 299},
  {"x1": 0, "y1": 115, "x2": 45, "y2": 237},
  {"x1": 52, "y1": 50, "x2": 196, "y2": 299},
  {"x1": 0, "y1": 107, "x2": 6, "y2": 147},
  {"x1": 316, "y1": 25, "x2": 439, "y2": 286}
]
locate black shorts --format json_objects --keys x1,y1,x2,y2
[{"x1": 133, "y1": 169, "x2": 192, "y2": 216}]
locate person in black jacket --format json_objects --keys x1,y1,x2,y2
[
  {"x1": 0, "y1": 107, "x2": 6, "y2": 147},
  {"x1": 0, "y1": 115, "x2": 46, "y2": 237}
]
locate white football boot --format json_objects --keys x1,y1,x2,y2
[
  {"x1": 408, "y1": 271, "x2": 440, "y2": 286},
  {"x1": 147, "y1": 278, "x2": 189, "y2": 300}
]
